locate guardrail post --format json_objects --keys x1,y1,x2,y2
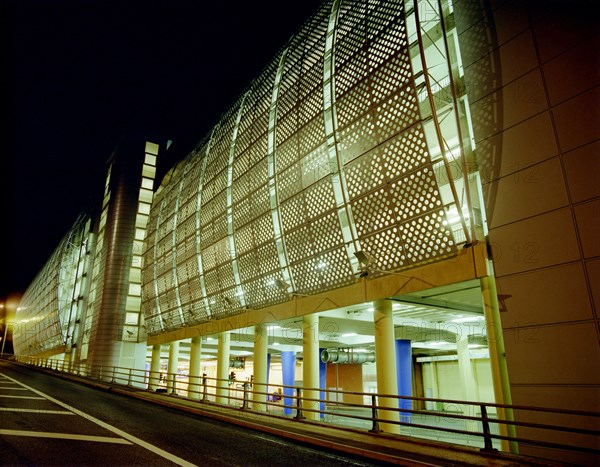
[
  {"x1": 369, "y1": 394, "x2": 381, "y2": 433},
  {"x1": 128, "y1": 369, "x2": 133, "y2": 386},
  {"x1": 480, "y1": 404, "x2": 497, "y2": 453},
  {"x1": 202, "y1": 374, "x2": 208, "y2": 401},
  {"x1": 241, "y1": 382, "x2": 250, "y2": 410},
  {"x1": 294, "y1": 388, "x2": 306, "y2": 420}
]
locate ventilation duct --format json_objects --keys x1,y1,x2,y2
[{"x1": 321, "y1": 349, "x2": 376, "y2": 364}]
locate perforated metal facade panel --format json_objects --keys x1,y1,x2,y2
[
  {"x1": 14, "y1": 217, "x2": 91, "y2": 355},
  {"x1": 142, "y1": 0, "x2": 479, "y2": 335}
]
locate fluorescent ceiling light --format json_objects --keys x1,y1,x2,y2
[{"x1": 451, "y1": 316, "x2": 484, "y2": 323}]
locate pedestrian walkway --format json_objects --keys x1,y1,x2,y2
[{"x1": 320, "y1": 406, "x2": 501, "y2": 450}]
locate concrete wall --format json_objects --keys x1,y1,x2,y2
[
  {"x1": 422, "y1": 359, "x2": 494, "y2": 411},
  {"x1": 456, "y1": 0, "x2": 599, "y2": 461}
]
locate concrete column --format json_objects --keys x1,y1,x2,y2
[
  {"x1": 281, "y1": 351, "x2": 296, "y2": 415},
  {"x1": 373, "y1": 299, "x2": 400, "y2": 434},
  {"x1": 149, "y1": 344, "x2": 161, "y2": 391},
  {"x1": 457, "y1": 336, "x2": 478, "y2": 431},
  {"x1": 395, "y1": 339, "x2": 412, "y2": 423},
  {"x1": 188, "y1": 336, "x2": 202, "y2": 399},
  {"x1": 457, "y1": 337, "x2": 477, "y2": 401},
  {"x1": 481, "y1": 275, "x2": 518, "y2": 453},
  {"x1": 425, "y1": 362, "x2": 441, "y2": 410},
  {"x1": 253, "y1": 324, "x2": 269, "y2": 411},
  {"x1": 303, "y1": 314, "x2": 320, "y2": 421},
  {"x1": 216, "y1": 332, "x2": 231, "y2": 404},
  {"x1": 167, "y1": 340, "x2": 179, "y2": 394},
  {"x1": 63, "y1": 348, "x2": 74, "y2": 373}
]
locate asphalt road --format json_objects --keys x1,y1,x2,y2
[{"x1": 0, "y1": 361, "x2": 384, "y2": 466}]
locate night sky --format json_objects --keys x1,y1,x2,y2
[{"x1": 1, "y1": 0, "x2": 325, "y2": 299}]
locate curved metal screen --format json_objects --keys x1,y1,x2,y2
[
  {"x1": 142, "y1": 0, "x2": 480, "y2": 335},
  {"x1": 15, "y1": 216, "x2": 90, "y2": 355}
]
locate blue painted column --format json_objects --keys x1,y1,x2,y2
[
  {"x1": 281, "y1": 351, "x2": 296, "y2": 415},
  {"x1": 395, "y1": 339, "x2": 412, "y2": 423},
  {"x1": 319, "y1": 348, "x2": 326, "y2": 417}
]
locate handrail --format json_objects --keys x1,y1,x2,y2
[{"x1": 9, "y1": 355, "x2": 600, "y2": 459}]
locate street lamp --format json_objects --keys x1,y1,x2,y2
[{"x1": 0, "y1": 302, "x2": 6, "y2": 357}]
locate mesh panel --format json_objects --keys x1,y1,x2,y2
[
  {"x1": 277, "y1": 135, "x2": 300, "y2": 172},
  {"x1": 352, "y1": 186, "x2": 395, "y2": 237},
  {"x1": 389, "y1": 166, "x2": 443, "y2": 222},
  {"x1": 360, "y1": 226, "x2": 406, "y2": 270},
  {"x1": 344, "y1": 149, "x2": 386, "y2": 198},
  {"x1": 285, "y1": 225, "x2": 312, "y2": 265},
  {"x1": 278, "y1": 164, "x2": 303, "y2": 202},
  {"x1": 375, "y1": 85, "x2": 420, "y2": 140},
  {"x1": 139, "y1": 0, "x2": 464, "y2": 332},
  {"x1": 291, "y1": 246, "x2": 353, "y2": 295},
  {"x1": 281, "y1": 195, "x2": 306, "y2": 232},
  {"x1": 304, "y1": 177, "x2": 336, "y2": 220},
  {"x1": 401, "y1": 210, "x2": 455, "y2": 264},
  {"x1": 311, "y1": 211, "x2": 344, "y2": 253}
]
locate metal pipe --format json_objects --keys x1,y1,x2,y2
[{"x1": 321, "y1": 349, "x2": 376, "y2": 364}]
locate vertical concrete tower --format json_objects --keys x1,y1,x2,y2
[{"x1": 83, "y1": 138, "x2": 158, "y2": 376}]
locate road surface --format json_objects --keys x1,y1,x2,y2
[{"x1": 0, "y1": 361, "x2": 384, "y2": 466}]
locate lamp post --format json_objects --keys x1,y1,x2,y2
[{"x1": 0, "y1": 302, "x2": 6, "y2": 357}]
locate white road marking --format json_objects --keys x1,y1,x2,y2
[
  {"x1": 0, "y1": 387, "x2": 29, "y2": 390},
  {"x1": 0, "y1": 395, "x2": 46, "y2": 400},
  {"x1": 0, "y1": 372, "x2": 198, "y2": 467},
  {"x1": 0, "y1": 407, "x2": 75, "y2": 415},
  {"x1": 0, "y1": 429, "x2": 132, "y2": 444}
]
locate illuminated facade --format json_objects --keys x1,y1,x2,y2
[
  {"x1": 142, "y1": 0, "x2": 482, "y2": 332},
  {"x1": 15, "y1": 216, "x2": 92, "y2": 356},
  {"x1": 16, "y1": 140, "x2": 159, "y2": 371},
  {"x1": 14, "y1": 0, "x2": 599, "y2": 463}
]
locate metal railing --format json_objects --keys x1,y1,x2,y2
[{"x1": 9, "y1": 355, "x2": 600, "y2": 460}]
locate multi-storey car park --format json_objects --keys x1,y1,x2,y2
[{"x1": 11, "y1": 0, "x2": 599, "y2": 464}]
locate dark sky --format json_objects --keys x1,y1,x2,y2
[{"x1": 1, "y1": 0, "x2": 325, "y2": 299}]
